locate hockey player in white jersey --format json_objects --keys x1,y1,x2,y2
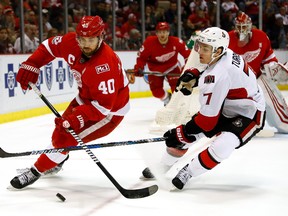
[{"x1": 161, "y1": 27, "x2": 266, "y2": 190}]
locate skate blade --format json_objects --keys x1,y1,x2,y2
[
  {"x1": 169, "y1": 184, "x2": 185, "y2": 192},
  {"x1": 6, "y1": 185, "x2": 20, "y2": 191},
  {"x1": 169, "y1": 187, "x2": 179, "y2": 192}
]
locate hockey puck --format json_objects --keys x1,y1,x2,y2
[{"x1": 56, "y1": 193, "x2": 66, "y2": 202}]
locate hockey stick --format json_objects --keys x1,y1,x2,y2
[
  {"x1": 28, "y1": 82, "x2": 158, "y2": 199},
  {"x1": 0, "y1": 137, "x2": 165, "y2": 158},
  {"x1": 125, "y1": 70, "x2": 180, "y2": 77}
]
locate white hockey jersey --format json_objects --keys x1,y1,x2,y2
[{"x1": 195, "y1": 48, "x2": 265, "y2": 131}]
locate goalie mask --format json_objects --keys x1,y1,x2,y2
[{"x1": 235, "y1": 12, "x2": 252, "y2": 41}]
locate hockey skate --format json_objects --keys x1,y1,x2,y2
[
  {"x1": 172, "y1": 164, "x2": 192, "y2": 190},
  {"x1": 10, "y1": 167, "x2": 41, "y2": 189},
  {"x1": 43, "y1": 155, "x2": 69, "y2": 175}
]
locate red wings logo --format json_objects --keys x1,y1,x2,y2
[
  {"x1": 155, "y1": 51, "x2": 176, "y2": 62},
  {"x1": 242, "y1": 48, "x2": 261, "y2": 63}
]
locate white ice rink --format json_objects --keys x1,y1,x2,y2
[{"x1": 1, "y1": 96, "x2": 288, "y2": 216}]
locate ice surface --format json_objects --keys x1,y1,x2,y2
[{"x1": 1, "y1": 97, "x2": 288, "y2": 216}]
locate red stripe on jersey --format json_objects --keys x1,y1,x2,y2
[
  {"x1": 255, "y1": 110, "x2": 262, "y2": 125},
  {"x1": 227, "y1": 88, "x2": 248, "y2": 99},
  {"x1": 240, "y1": 121, "x2": 256, "y2": 138},
  {"x1": 198, "y1": 148, "x2": 219, "y2": 170},
  {"x1": 195, "y1": 112, "x2": 219, "y2": 131}
]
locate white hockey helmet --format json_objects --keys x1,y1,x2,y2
[{"x1": 196, "y1": 27, "x2": 229, "y2": 56}]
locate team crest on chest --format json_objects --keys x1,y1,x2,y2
[
  {"x1": 204, "y1": 75, "x2": 215, "y2": 84},
  {"x1": 156, "y1": 51, "x2": 175, "y2": 62},
  {"x1": 242, "y1": 48, "x2": 260, "y2": 63}
]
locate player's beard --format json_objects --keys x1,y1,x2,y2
[{"x1": 81, "y1": 47, "x2": 95, "y2": 58}]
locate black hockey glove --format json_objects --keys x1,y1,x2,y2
[
  {"x1": 164, "y1": 125, "x2": 196, "y2": 149},
  {"x1": 176, "y1": 68, "x2": 200, "y2": 95}
]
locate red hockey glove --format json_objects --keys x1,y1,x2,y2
[
  {"x1": 55, "y1": 109, "x2": 87, "y2": 131},
  {"x1": 133, "y1": 66, "x2": 144, "y2": 77},
  {"x1": 176, "y1": 68, "x2": 200, "y2": 95},
  {"x1": 164, "y1": 125, "x2": 196, "y2": 149},
  {"x1": 16, "y1": 61, "x2": 40, "y2": 90}
]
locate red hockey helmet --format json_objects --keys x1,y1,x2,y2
[
  {"x1": 234, "y1": 12, "x2": 252, "y2": 40},
  {"x1": 76, "y1": 16, "x2": 105, "y2": 37},
  {"x1": 156, "y1": 22, "x2": 170, "y2": 31}
]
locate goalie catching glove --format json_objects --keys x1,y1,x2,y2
[
  {"x1": 176, "y1": 68, "x2": 200, "y2": 95},
  {"x1": 16, "y1": 61, "x2": 40, "y2": 90},
  {"x1": 55, "y1": 108, "x2": 87, "y2": 131},
  {"x1": 263, "y1": 61, "x2": 288, "y2": 83},
  {"x1": 164, "y1": 125, "x2": 197, "y2": 149}
]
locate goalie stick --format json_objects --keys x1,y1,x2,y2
[
  {"x1": 28, "y1": 83, "x2": 158, "y2": 199},
  {"x1": 0, "y1": 137, "x2": 165, "y2": 158}
]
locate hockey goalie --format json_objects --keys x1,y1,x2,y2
[{"x1": 228, "y1": 12, "x2": 288, "y2": 135}]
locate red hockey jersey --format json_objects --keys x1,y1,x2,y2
[
  {"x1": 26, "y1": 32, "x2": 130, "y2": 122},
  {"x1": 134, "y1": 36, "x2": 191, "y2": 73},
  {"x1": 228, "y1": 29, "x2": 278, "y2": 77}
]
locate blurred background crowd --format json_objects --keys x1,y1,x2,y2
[{"x1": 0, "y1": 0, "x2": 287, "y2": 54}]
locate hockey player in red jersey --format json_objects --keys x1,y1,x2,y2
[
  {"x1": 150, "y1": 27, "x2": 266, "y2": 189},
  {"x1": 228, "y1": 12, "x2": 288, "y2": 133},
  {"x1": 127, "y1": 22, "x2": 191, "y2": 105},
  {"x1": 10, "y1": 16, "x2": 130, "y2": 189}
]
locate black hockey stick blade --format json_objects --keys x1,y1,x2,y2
[
  {"x1": 96, "y1": 161, "x2": 158, "y2": 198},
  {"x1": 121, "y1": 184, "x2": 158, "y2": 199}
]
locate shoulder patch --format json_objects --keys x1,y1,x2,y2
[
  {"x1": 204, "y1": 75, "x2": 215, "y2": 84},
  {"x1": 96, "y1": 64, "x2": 110, "y2": 74}
]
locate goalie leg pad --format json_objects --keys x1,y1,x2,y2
[{"x1": 258, "y1": 75, "x2": 288, "y2": 133}]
